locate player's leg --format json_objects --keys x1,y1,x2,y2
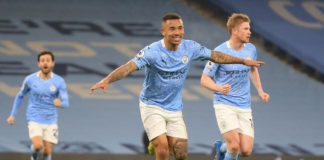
[
  {"x1": 214, "y1": 104, "x2": 240, "y2": 160},
  {"x1": 43, "y1": 141, "x2": 53, "y2": 160},
  {"x1": 139, "y1": 101, "x2": 169, "y2": 160},
  {"x1": 167, "y1": 136, "x2": 187, "y2": 160},
  {"x1": 223, "y1": 130, "x2": 240, "y2": 160},
  {"x1": 165, "y1": 110, "x2": 188, "y2": 160},
  {"x1": 239, "y1": 134, "x2": 253, "y2": 157},
  {"x1": 30, "y1": 136, "x2": 44, "y2": 160},
  {"x1": 28, "y1": 122, "x2": 44, "y2": 160},
  {"x1": 42, "y1": 124, "x2": 58, "y2": 160},
  {"x1": 238, "y1": 108, "x2": 254, "y2": 157},
  {"x1": 151, "y1": 134, "x2": 170, "y2": 160}
]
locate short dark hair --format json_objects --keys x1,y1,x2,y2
[
  {"x1": 162, "y1": 12, "x2": 181, "y2": 22},
  {"x1": 37, "y1": 51, "x2": 55, "y2": 62}
]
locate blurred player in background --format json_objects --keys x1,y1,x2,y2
[
  {"x1": 7, "y1": 51, "x2": 69, "y2": 160},
  {"x1": 90, "y1": 12, "x2": 263, "y2": 160},
  {"x1": 200, "y1": 13, "x2": 270, "y2": 160}
]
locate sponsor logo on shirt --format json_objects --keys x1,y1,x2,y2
[
  {"x1": 225, "y1": 69, "x2": 250, "y2": 78},
  {"x1": 158, "y1": 68, "x2": 187, "y2": 80}
]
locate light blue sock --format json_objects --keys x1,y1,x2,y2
[
  {"x1": 43, "y1": 154, "x2": 52, "y2": 160},
  {"x1": 220, "y1": 143, "x2": 227, "y2": 153},
  {"x1": 224, "y1": 151, "x2": 238, "y2": 160}
]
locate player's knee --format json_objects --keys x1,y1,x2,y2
[
  {"x1": 33, "y1": 143, "x2": 43, "y2": 151},
  {"x1": 227, "y1": 142, "x2": 239, "y2": 153},
  {"x1": 173, "y1": 140, "x2": 188, "y2": 160},
  {"x1": 155, "y1": 143, "x2": 169, "y2": 157},
  {"x1": 156, "y1": 148, "x2": 169, "y2": 158}
]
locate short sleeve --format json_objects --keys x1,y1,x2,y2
[
  {"x1": 190, "y1": 40, "x2": 212, "y2": 61},
  {"x1": 131, "y1": 46, "x2": 152, "y2": 70},
  {"x1": 203, "y1": 60, "x2": 219, "y2": 77}
]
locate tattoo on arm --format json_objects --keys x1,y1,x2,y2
[
  {"x1": 210, "y1": 51, "x2": 244, "y2": 64},
  {"x1": 106, "y1": 61, "x2": 137, "y2": 83}
]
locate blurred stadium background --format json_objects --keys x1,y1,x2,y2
[{"x1": 0, "y1": 0, "x2": 323, "y2": 159}]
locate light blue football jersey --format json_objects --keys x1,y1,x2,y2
[
  {"x1": 203, "y1": 41, "x2": 257, "y2": 109},
  {"x1": 10, "y1": 71, "x2": 69, "y2": 124},
  {"x1": 132, "y1": 39, "x2": 211, "y2": 111}
]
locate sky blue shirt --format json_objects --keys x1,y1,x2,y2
[
  {"x1": 203, "y1": 41, "x2": 257, "y2": 109},
  {"x1": 10, "y1": 71, "x2": 69, "y2": 124},
  {"x1": 132, "y1": 39, "x2": 211, "y2": 111}
]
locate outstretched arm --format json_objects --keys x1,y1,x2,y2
[
  {"x1": 250, "y1": 67, "x2": 270, "y2": 103},
  {"x1": 200, "y1": 74, "x2": 231, "y2": 95},
  {"x1": 7, "y1": 80, "x2": 29, "y2": 125},
  {"x1": 210, "y1": 50, "x2": 264, "y2": 67},
  {"x1": 7, "y1": 93, "x2": 24, "y2": 125},
  {"x1": 90, "y1": 60, "x2": 138, "y2": 93}
]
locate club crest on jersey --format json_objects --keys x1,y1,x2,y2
[
  {"x1": 207, "y1": 61, "x2": 214, "y2": 70},
  {"x1": 50, "y1": 85, "x2": 56, "y2": 92},
  {"x1": 136, "y1": 50, "x2": 145, "y2": 59},
  {"x1": 182, "y1": 55, "x2": 188, "y2": 64}
]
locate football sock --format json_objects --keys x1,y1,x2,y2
[
  {"x1": 43, "y1": 154, "x2": 52, "y2": 160},
  {"x1": 220, "y1": 143, "x2": 227, "y2": 153},
  {"x1": 31, "y1": 145, "x2": 40, "y2": 160},
  {"x1": 224, "y1": 151, "x2": 238, "y2": 160}
]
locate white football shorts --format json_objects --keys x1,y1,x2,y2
[
  {"x1": 28, "y1": 121, "x2": 59, "y2": 144},
  {"x1": 139, "y1": 101, "x2": 188, "y2": 141},
  {"x1": 214, "y1": 104, "x2": 254, "y2": 138}
]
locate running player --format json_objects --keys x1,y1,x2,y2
[
  {"x1": 90, "y1": 13, "x2": 263, "y2": 160},
  {"x1": 201, "y1": 13, "x2": 270, "y2": 160},
  {"x1": 7, "y1": 51, "x2": 69, "y2": 160}
]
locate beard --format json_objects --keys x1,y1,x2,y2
[{"x1": 41, "y1": 67, "x2": 52, "y2": 75}]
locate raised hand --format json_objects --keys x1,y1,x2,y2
[
  {"x1": 90, "y1": 80, "x2": 108, "y2": 94},
  {"x1": 7, "y1": 116, "x2": 15, "y2": 125},
  {"x1": 243, "y1": 59, "x2": 264, "y2": 67}
]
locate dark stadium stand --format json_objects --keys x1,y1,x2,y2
[{"x1": 208, "y1": 0, "x2": 324, "y2": 80}]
